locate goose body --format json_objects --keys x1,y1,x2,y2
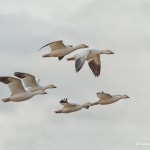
[
  {"x1": 0, "y1": 77, "x2": 47, "y2": 102},
  {"x1": 67, "y1": 49, "x2": 114, "y2": 77},
  {"x1": 91, "y1": 91, "x2": 130, "y2": 105},
  {"x1": 39, "y1": 40, "x2": 88, "y2": 60},
  {"x1": 14, "y1": 72, "x2": 56, "y2": 92},
  {"x1": 55, "y1": 98, "x2": 91, "y2": 113}
]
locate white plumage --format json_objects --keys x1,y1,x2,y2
[
  {"x1": 14, "y1": 72, "x2": 56, "y2": 92},
  {"x1": 0, "y1": 76, "x2": 47, "y2": 102},
  {"x1": 55, "y1": 98, "x2": 91, "y2": 113},
  {"x1": 91, "y1": 91, "x2": 130, "y2": 105},
  {"x1": 39, "y1": 40, "x2": 88, "y2": 60},
  {"x1": 67, "y1": 49, "x2": 114, "y2": 77}
]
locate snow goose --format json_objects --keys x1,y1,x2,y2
[
  {"x1": 67, "y1": 49, "x2": 114, "y2": 77},
  {"x1": 91, "y1": 91, "x2": 130, "y2": 105},
  {"x1": 39, "y1": 40, "x2": 88, "y2": 60},
  {"x1": 0, "y1": 76, "x2": 47, "y2": 102},
  {"x1": 14, "y1": 72, "x2": 56, "y2": 92},
  {"x1": 55, "y1": 98, "x2": 91, "y2": 113}
]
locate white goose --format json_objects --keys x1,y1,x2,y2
[
  {"x1": 91, "y1": 91, "x2": 130, "y2": 105},
  {"x1": 14, "y1": 72, "x2": 56, "y2": 92},
  {"x1": 0, "y1": 76, "x2": 47, "y2": 102},
  {"x1": 55, "y1": 98, "x2": 91, "y2": 114},
  {"x1": 39, "y1": 40, "x2": 88, "y2": 60},
  {"x1": 67, "y1": 49, "x2": 114, "y2": 77}
]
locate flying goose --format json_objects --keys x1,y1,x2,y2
[
  {"x1": 55, "y1": 98, "x2": 91, "y2": 113},
  {"x1": 91, "y1": 91, "x2": 130, "y2": 105},
  {"x1": 67, "y1": 49, "x2": 114, "y2": 77},
  {"x1": 39, "y1": 40, "x2": 88, "y2": 60},
  {"x1": 0, "y1": 76, "x2": 47, "y2": 102},
  {"x1": 14, "y1": 72, "x2": 56, "y2": 92}
]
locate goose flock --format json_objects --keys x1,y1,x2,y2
[{"x1": 0, "y1": 40, "x2": 130, "y2": 114}]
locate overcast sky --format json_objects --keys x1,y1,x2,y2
[{"x1": 0, "y1": 0, "x2": 150, "y2": 150}]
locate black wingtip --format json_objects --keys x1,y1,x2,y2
[
  {"x1": 60, "y1": 98, "x2": 68, "y2": 103},
  {"x1": 88, "y1": 60, "x2": 100, "y2": 77},
  {"x1": 0, "y1": 77, "x2": 10, "y2": 84},
  {"x1": 14, "y1": 72, "x2": 19, "y2": 76},
  {"x1": 39, "y1": 43, "x2": 51, "y2": 51},
  {"x1": 14, "y1": 72, "x2": 25, "y2": 78},
  {"x1": 75, "y1": 58, "x2": 84, "y2": 72}
]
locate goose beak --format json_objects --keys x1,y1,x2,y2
[
  {"x1": 127, "y1": 96, "x2": 130, "y2": 98},
  {"x1": 85, "y1": 45, "x2": 89, "y2": 48},
  {"x1": 111, "y1": 51, "x2": 115, "y2": 54},
  {"x1": 53, "y1": 86, "x2": 57, "y2": 88}
]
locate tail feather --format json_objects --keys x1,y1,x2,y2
[
  {"x1": 42, "y1": 54, "x2": 51, "y2": 57},
  {"x1": 2, "y1": 98, "x2": 10, "y2": 102},
  {"x1": 54, "y1": 110, "x2": 62, "y2": 113}
]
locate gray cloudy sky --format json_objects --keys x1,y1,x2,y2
[{"x1": 0, "y1": 0, "x2": 150, "y2": 150}]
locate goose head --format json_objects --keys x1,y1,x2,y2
[
  {"x1": 100, "y1": 49, "x2": 114, "y2": 54},
  {"x1": 82, "y1": 102, "x2": 91, "y2": 109},
  {"x1": 121, "y1": 95, "x2": 130, "y2": 99},
  {"x1": 78, "y1": 44, "x2": 89, "y2": 48},
  {"x1": 47, "y1": 84, "x2": 57, "y2": 89}
]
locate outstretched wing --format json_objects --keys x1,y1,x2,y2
[
  {"x1": 0, "y1": 76, "x2": 26, "y2": 95},
  {"x1": 14, "y1": 72, "x2": 38, "y2": 88},
  {"x1": 88, "y1": 55, "x2": 101, "y2": 77},
  {"x1": 75, "y1": 50, "x2": 89, "y2": 72},
  {"x1": 97, "y1": 91, "x2": 112, "y2": 99},
  {"x1": 39, "y1": 40, "x2": 67, "y2": 51},
  {"x1": 50, "y1": 40, "x2": 67, "y2": 51}
]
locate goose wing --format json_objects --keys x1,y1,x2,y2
[
  {"x1": 88, "y1": 55, "x2": 101, "y2": 77},
  {"x1": 97, "y1": 92, "x2": 112, "y2": 99},
  {"x1": 14, "y1": 72, "x2": 38, "y2": 88},
  {"x1": 60, "y1": 98, "x2": 76, "y2": 107},
  {"x1": 39, "y1": 40, "x2": 67, "y2": 51},
  {"x1": 75, "y1": 50, "x2": 89, "y2": 72},
  {"x1": 0, "y1": 76, "x2": 26, "y2": 95}
]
